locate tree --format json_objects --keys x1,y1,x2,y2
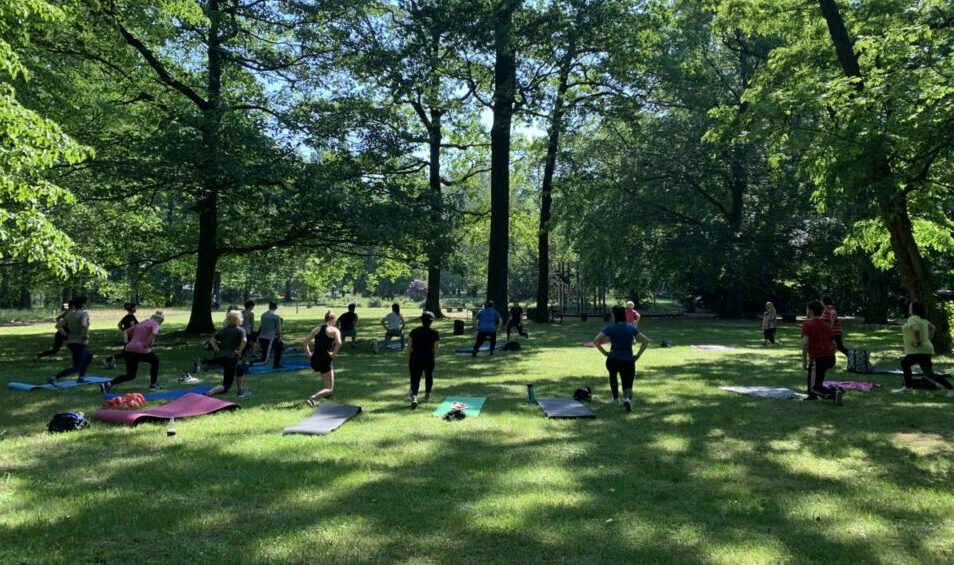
[
  {"x1": 716, "y1": 0, "x2": 954, "y2": 349},
  {"x1": 0, "y1": 0, "x2": 94, "y2": 279}
]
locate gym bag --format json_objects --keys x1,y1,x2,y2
[{"x1": 48, "y1": 412, "x2": 89, "y2": 433}]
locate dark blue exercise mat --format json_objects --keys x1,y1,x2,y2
[
  {"x1": 454, "y1": 344, "x2": 501, "y2": 354},
  {"x1": 104, "y1": 385, "x2": 214, "y2": 400},
  {"x1": 283, "y1": 403, "x2": 362, "y2": 436},
  {"x1": 245, "y1": 360, "x2": 312, "y2": 375},
  {"x1": 7, "y1": 376, "x2": 112, "y2": 392},
  {"x1": 869, "y1": 368, "x2": 950, "y2": 378},
  {"x1": 536, "y1": 398, "x2": 595, "y2": 419}
]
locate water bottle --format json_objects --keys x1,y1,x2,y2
[
  {"x1": 166, "y1": 417, "x2": 177, "y2": 437},
  {"x1": 527, "y1": 383, "x2": 535, "y2": 403}
]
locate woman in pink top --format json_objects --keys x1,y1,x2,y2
[
  {"x1": 100, "y1": 311, "x2": 165, "y2": 393},
  {"x1": 821, "y1": 295, "x2": 850, "y2": 358},
  {"x1": 625, "y1": 301, "x2": 641, "y2": 327}
]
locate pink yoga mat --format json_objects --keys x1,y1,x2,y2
[
  {"x1": 94, "y1": 393, "x2": 239, "y2": 426},
  {"x1": 827, "y1": 380, "x2": 880, "y2": 392}
]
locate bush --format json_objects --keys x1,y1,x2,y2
[
  {"x1": 367, "y1": 297, "x2": 383, "y2": 308},
  {"x1": 406, "y1": 280, "x2": 428, "y2": 302}
]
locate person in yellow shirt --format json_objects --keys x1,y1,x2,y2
[{"x1": 893, "y1": 301, "x2": 954, "y2": 396}]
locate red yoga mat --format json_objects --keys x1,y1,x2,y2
[{"x1": 94, "y1": 393, "x2": 239, "y2": 426}]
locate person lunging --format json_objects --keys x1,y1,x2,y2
[
  {"x1": 304, "y1": 310, "x2": 342, "y2": 406},
  {"x1": 407, "y1": 311, "x2": 440, "y2": 409},
  {"x1": 593, "y1": 305, "x2": 650, "y2": 412}
]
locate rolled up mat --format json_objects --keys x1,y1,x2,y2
[
  {"x1": 283, "y1": 403, "x2": 361, "y2": 435},
  {"x1": 94, "y1": 393, "x2": 239, "y2": 426},
  {"x1": 104, "y1": 385, "x2": 214, "y2": 401},
  {"x1": 7, "y1": 376, "x2": 112, "y2": 392},
  {"x1": 825, "y1": 381, "x2": 879, "y2": 392},
  {"x1": 691, "y1": 345, "x2": 734, "y2": 351},
  {"x1": 432, "y1": 396, "x2": 486, "y2": 417},
  {"x1": 536, "y1": 398, "x2": 595, "y2": 418}
]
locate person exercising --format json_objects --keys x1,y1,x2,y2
[
  {"x1": 802, "y1": 300, "x2": 844, "y2": 405},
  {"x1": 407, "y1": 311, "x2": 440, "y2": 409},
  {"x1": 49, "y1": 296, "x2": 93, "y2": 385},
  {"x1": 592, "y1": 305, "x2": 650, "y2": 412},
  {"x1": 472, "y1": 300, "x2": 501, "y2": 356},
  {"x1": 34, "y1": 300, "x2": 72, "y2": 363},
  {"x1": 337, "y1": 303, "x2": 359, "y2": 348},
  {"x1": 101, "y1": 310, "x2": 165, "y2": 393},
  {"x1": 304, "y1": 310, "x2": 343, "y2": 406},
  {"x1": 205, "y1": 310, "x2": 251, "y2": 398},
  {"x1": 506, "y1": 301, "x2": 529, "y2": 340}
]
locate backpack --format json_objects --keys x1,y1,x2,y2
[
  {"x1": 47, "y1": 412, "x2": 89, "y2": 433},
  {"x1": 573, "y1": 386, "x2": 592, "y2": 402},
  {"x1": 442, "y1": 408, "x2": 467, "y2": 421},
  {"x1": 501, "y1": 341, "x2": 521, "y2": 351},
  {"x1": 847, "y1": 350, "x2": 871, "y2": 374}
]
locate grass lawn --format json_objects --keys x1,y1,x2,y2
[{"x1": 1, "y1": 309, "x2": 953, "y2": 564}]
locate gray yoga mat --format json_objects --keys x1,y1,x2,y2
[
  {"x1": 283, "y1": 403, "x2": 362, "y2": 436},
  {"x1": 536, "y1": 398, "x2": 595, "y2": 419}
]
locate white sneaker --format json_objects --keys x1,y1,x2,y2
[{"x1": 892, "y1": 387, "x2": 914, "y2": 394}]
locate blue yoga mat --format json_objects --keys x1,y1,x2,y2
[
  {"x1": 7, "y1": 376, "x2": 112, "y2": 392},
  {"x1": 104, "y1": 385, "x2": 214, "y2": 400}
]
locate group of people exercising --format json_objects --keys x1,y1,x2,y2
[{"x1": 32, "y1": 293, "x2": 949, "y2": 411}]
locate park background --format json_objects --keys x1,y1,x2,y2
[{"x1": 2, "y1": 0, "x2": 954, "y2": 563}]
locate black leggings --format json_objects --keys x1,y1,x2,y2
[
  {"x1": 256, "y1": 337, "x2": 283, "y2": 367},
  {"x1": 807, "y1": 356, "x2": 836, "y2": 398},
  {"x1": 833, "y1": 334, "x2": 849, "y2": 357},
  {"x1": 506, "y1": 321, "x2": 528, "y2": 339},
  {"x1": 409, "y1": 357, "x2": 435, "y2": 396},
  {"x1": 473, "y1": 331, "x2": 497, "y2": 354},
  {"x1": 902, "y1": 354, "x2": 953, "y2": 390},
  {"x1": 110, "y1": 352, "x2": 160, "y2": 387},
  {"x1": 207, "y1": 356, "x2": 242, "y2": 393},
  {"x1": 54, "y1": 343, "x2": 93, "y2": 380},
  {"x1": 37, "y1": 332, "x2": 66, "y2": 358},
  {"x1": 606, "y1": 358, "x2": 636, "y2": 399},
  {"x1": 763, "y1": 328, "x2": 777, "y2": 344}
]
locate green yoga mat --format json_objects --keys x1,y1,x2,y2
[{"x1": 432, "y1": 396, "x2": 486, "y2": 417}]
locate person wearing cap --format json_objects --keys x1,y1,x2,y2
[
  {"x1": 407, "y1": 311, "x2": 440, "y2": 409},
  {"x1": 337, "y1": 303, "x2": 359, "y2": 348}
]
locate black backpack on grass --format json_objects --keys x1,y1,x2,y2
[
  {"x1": 573, "y1": 386, "x2": 592, "y2": 402},
  {"x1": 48, "y1": 412, "x2": 88, "y2": 433}
]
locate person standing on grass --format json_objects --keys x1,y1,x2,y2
[
  {"x1": 762, "y1": 301, "x2": 780, "y2": 345},
  {"x1": 241, "y1": 301, "x2": 256, "y2": 358},
  {"x1": 821, "y1": 295, "x2": 850, "y2": 359},
  {"x1": 893, "y1": 301, "x2": 954, "y2": 396},
  {"x1": 205, "y1": 310, "x2": 251, "y2": 398},
  {"x1": 304, "y1": 310, "x2": 342, "y2": 406},
  {"x1": 381, "y1": 303, "x2": 406, "y2": 349},
  {"x1": 592, "y1": 305, "x2": 650, "y2": 412},
  {"x1": 100, "y1": 311, "x2": 165, "y2": 393},
  {"x1": 802, "y1": 300, "x2": 844, "y2": 405},
  {"x1": 49, "y1": 296, "x2": 93, "y2": 385},
  {"x1": 472, "y1": 300, "x2": 502, "y2": 356},
  {"x1": 255, "y1": 302, "x2": 284, "y2": 368},
  {"x1": 337, "y1": 303, "x2": 359, "y2": 348},
  {"x1": 407, "y1": 311, "x2": 440, "y2": 409},
  {"x1": 506, "y1": 301, "x2": 529, "y2": 340},
  {"x1": 33, "y1": 300, "x2": 72, "y2": 363},
  {"x1": 104, "y1": 302, "x2": 138, "y2": 369},
  {"x1": 625, "y1": 300, "x2": 641, "y2": 328}
]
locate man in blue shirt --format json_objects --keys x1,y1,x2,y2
[
  {"x1": 472, "y1": 300, "x2": 502, "y2": 356},
  {"x1": 593, "y1": 305, "x2": 650, "y2": 412}
]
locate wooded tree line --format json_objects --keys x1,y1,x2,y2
[{"x1": 2, "y1": 0, "x2": 952, "y2": 348}]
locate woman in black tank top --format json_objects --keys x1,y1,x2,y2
[{"x1": 303, "y1": 310, "x2": 342, "y2": 407}]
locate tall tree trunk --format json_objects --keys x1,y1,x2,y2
[
  {"x1": 817, "y1": 0, "x2": 951, "y2": 350},
  {"x1": 534, "y1": 37, "x2": 574, "y2": 323},
  {"x1": 487, "y1": 0, "x2": 517, "y2": 321},
  {"x1": 860, "y1": 257, "x2": 889, "y2": 323},
  {"x1": 186, "y1": 0, "x2": 224, "y2": 333},
  {"x1": 423, "y1": 111, "x2": 444, "y2": 317},
  {"x1": 18, "y1": 288, "x2": 31, "y2": 310},
  {"x1": 284, "y1": 278, "x2": 293, "y2": 303}
]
